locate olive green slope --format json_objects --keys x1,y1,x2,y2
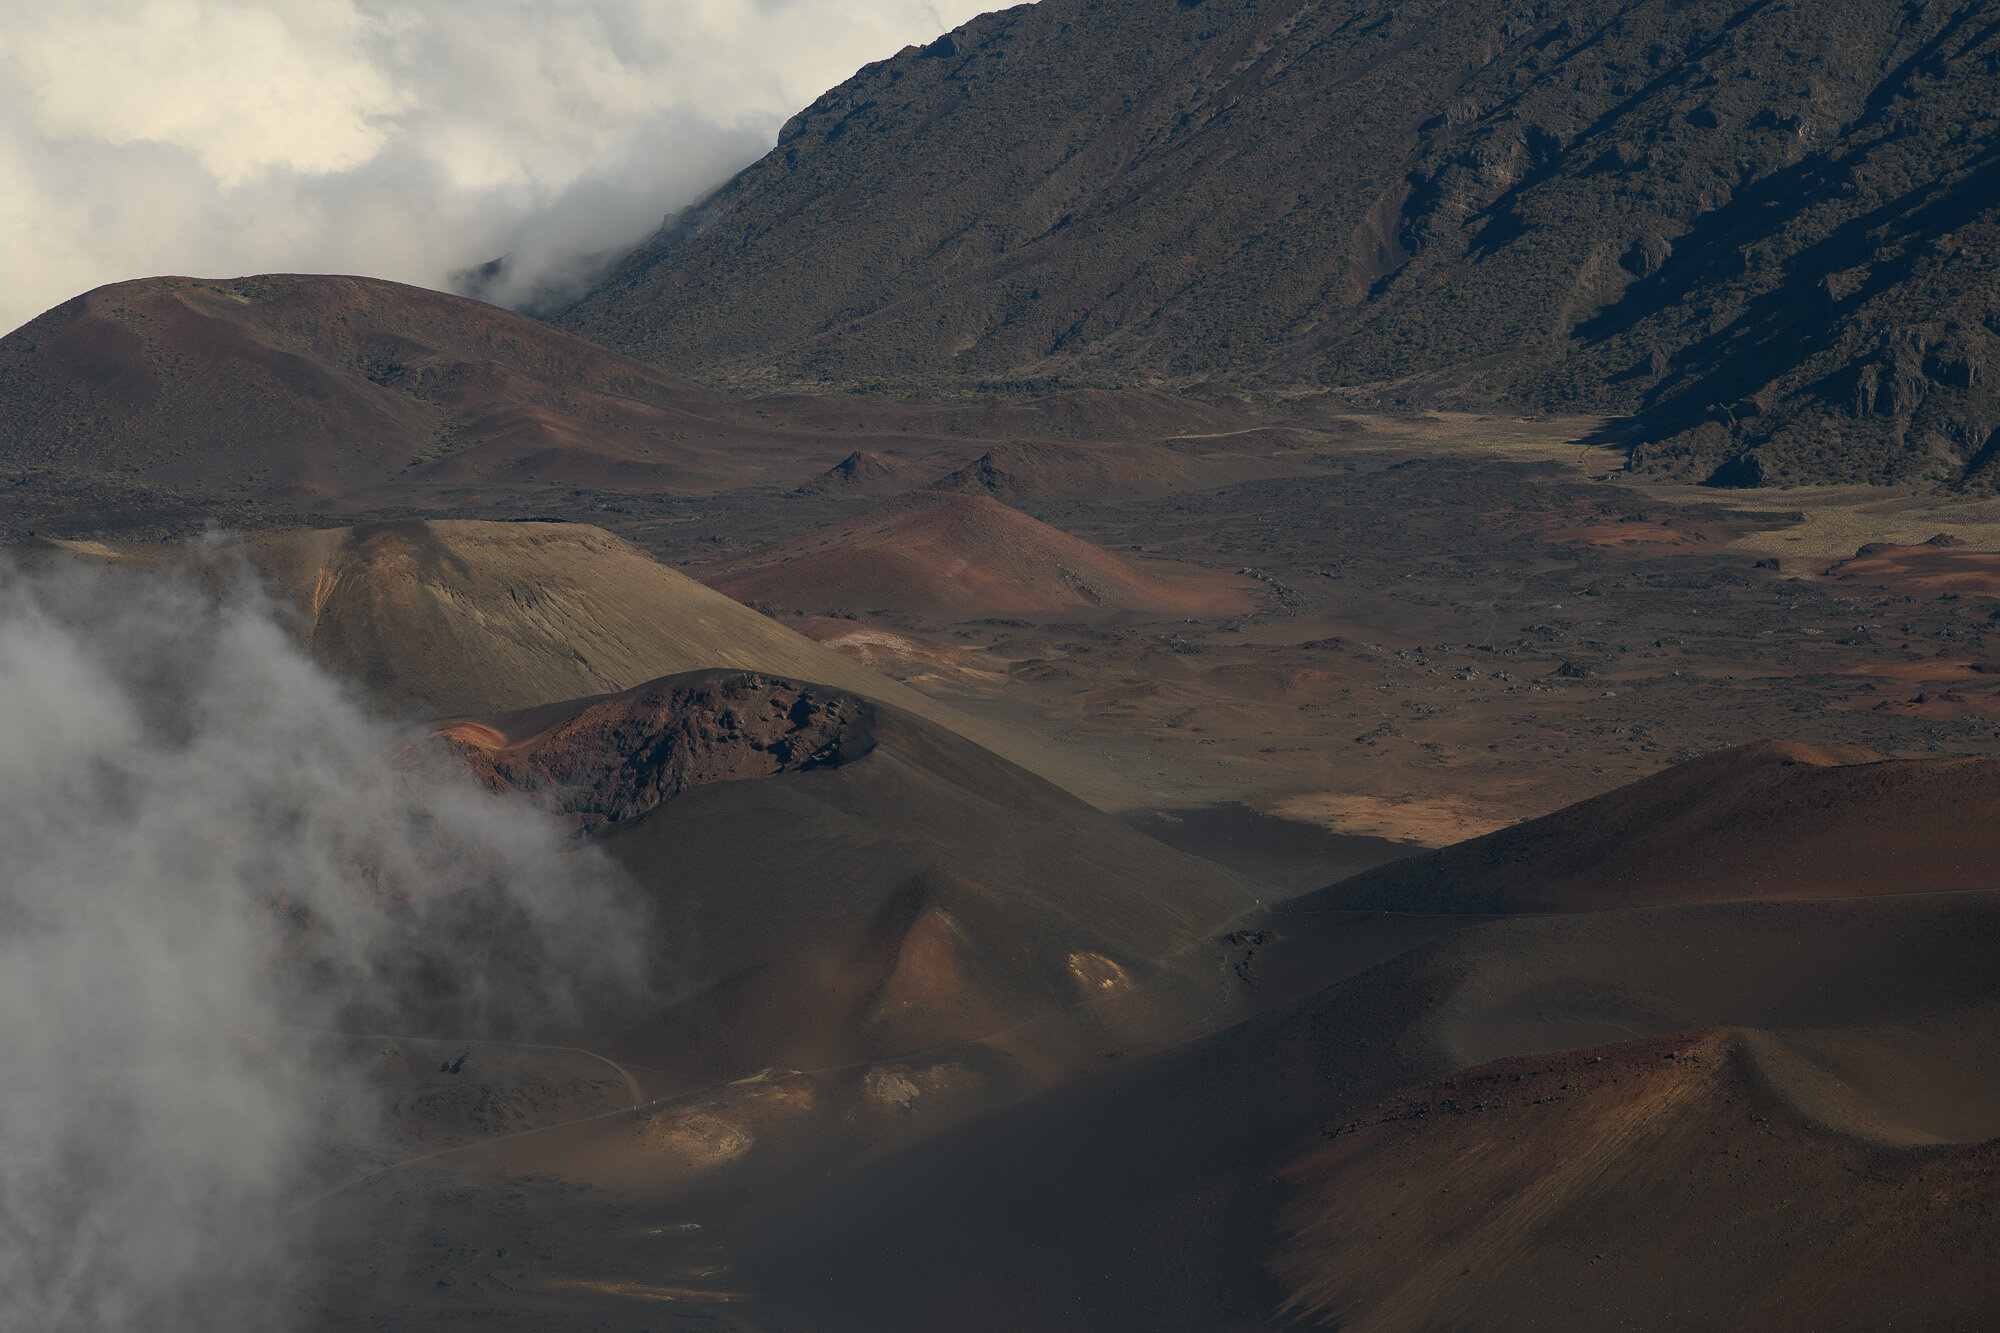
[{"x1": 558, "y1": 0, "x2": 2000, "y2": 487}]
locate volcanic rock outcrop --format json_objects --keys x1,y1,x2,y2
[
  {"x1": 927, "y1": 439, "x2": 1241, "y2": 501},
  {"x1": 797, "y1": 449, "x2": 926, "y2": 494},
  {"x1": 431, "y1": 672, "x2": 875, "y2": 834},
  {"x1": 425, "y1": 668, "x2": 1255, "y2": 1079}
]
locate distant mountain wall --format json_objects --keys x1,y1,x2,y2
[{"x1": 557, "y1": 0, "x2": 2000, "y2": 487}]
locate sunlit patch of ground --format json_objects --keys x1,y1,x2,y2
[
  {"x1": 539, "y1": 1278, "x2": 752, "y2": 1303},
  {"x1": 1269, "y1": 791, "x2": 1513, "y2": 848},
  {"x1": 1640, "y1": 482, "x2": 2000, "y2": 562}
]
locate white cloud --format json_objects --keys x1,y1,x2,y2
[
  {"x1": 0, "y1": 0, "x2": 995, "y2": 333},
  {"x1": 10, "y1": 1, "x2": 404, "y2": 184},
  {"x1": 0, "y1": 546, "x2": 656, "y2": 1327}
]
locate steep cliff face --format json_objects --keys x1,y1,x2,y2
[{"x1": 559, "y1": 0, "x2": 2000, "y2": 486}]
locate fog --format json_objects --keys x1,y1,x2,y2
[
  {"x1": 0, "y1": 546, "x2": 656, "y2": 1329},
  {"x1": 0, "y1": 0, "x2": 996, "y2": 333}
]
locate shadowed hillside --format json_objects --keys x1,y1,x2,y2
[
  {"x1": 1303, "y1": 738, "x2": 2000, "y2": 912},
  {"x1": 0, "y1": 275, "x2": 1298, "y2": 537},
  {"x1": 734, "y1": 890, "x2": 2000, "y2": 1331},
  {"x1": 560, "y1": 0, "x2": 2000, "y2": 487},
  {"x1": 427, "y1": 668, "x2": 1255, "y2": 1079}
]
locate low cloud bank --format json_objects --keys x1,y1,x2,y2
[
  {"x1": 0, "y1": 547, "x2": 655, "y2": 1328},
  {"x1": 0, "y1": 1, "x2": 993, "y2": 334}
]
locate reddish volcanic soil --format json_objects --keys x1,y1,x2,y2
[
  {"x1": 0, "y1": 274, "x2": 756, "y2": 502},
  {"x1": 410, "y1": 668, "x2": 1252, "y2": 1082},
  {"x1": 1830, "y1": 657, "x2": 2000, "y2": 720},
  {"x1": 1307, "y1": 739, "x2": 2000, "y2": 912},
  {"x1": 25, "y1": 274, "x2": 2000, "y2": 1333},
  {"x1": 1, "y1": 276, "x2": 1332, "y2": 526},
  {"x1": 1272, "y1": 1027, "x2": 2000, "y2": 1331},
  {"x1": 1819, "y1": 534, "x2": 2000, "y2": 596},
  {"x1": 1831, "y1": 657, "x2": 2000, "y2": 681},
  {"x1": 732, "y1": 887, "x2": 2000, "y2": 1333},
  {"x1": 699, "y1": 491, "x2": 1251, "y2": 618}
]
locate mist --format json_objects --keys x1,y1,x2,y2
[
  {"x1": 0, "y1": 0, "x2": 996, "y2": 334},
  {"x1": 0, "y1": 545, "x2": 656, "y2": 1329}
]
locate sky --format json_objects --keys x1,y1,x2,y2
[{"x1": 0, "y1": 0, "x2": 995, "y2": 335}]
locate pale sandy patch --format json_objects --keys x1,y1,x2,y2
[
  {"x1": 1270, "y1": 792, "x2": 1513, "y2": 848},
  {"x1": 539, "y1": 1278, "x2": 751, "y2": 1303},
  {"x1": 1626, "y1": 481, "x2": 2000, "y2": 563}
]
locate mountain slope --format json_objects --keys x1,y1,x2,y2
[
  {"x1": 560, "y1": 0, "x2": 2000, "y2": 487},
  {"x1": 698, "y1": 491, "x2": 1248, "y2": 616},
  {"x1": 0, "y1": 275, "x2": 1286, "y2": 529},
  {"x1": 238, "y1": 519, "x2": 977, "y2": 718},
  {"x1": 0, "y1": 274, "x2": 758, "y2": 505},
  {"x1": 1269, "y1": 1025, "x2": 2000, "y2": 1330},
  {"x1": 429, "y1": 668, "x2": 1255, "y2": 1078},
  {"x1": 47, "y1": 519, "x2": 1091, "y2": 792},
  {"x1": 1303, "y1": 738, "x2": 2000, "y2": 912},
  {"x1": 737, "y1": 889, "x2": 2000, "y2": 1330}
]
